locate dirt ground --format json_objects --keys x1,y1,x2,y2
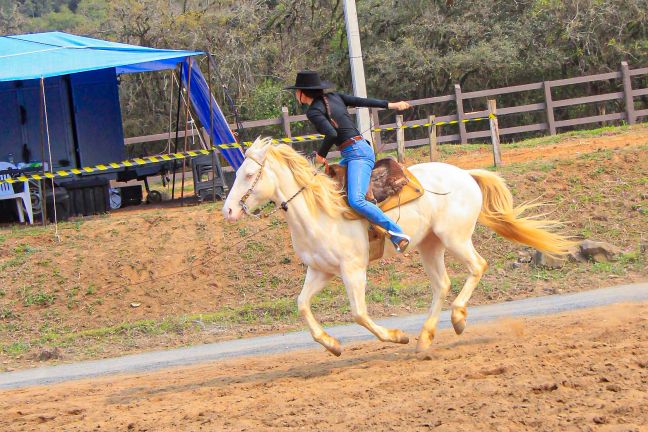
[
  {"x1": 1, "y1": 124, "x2": 647, "y2": 370},
  {"x1": 1, "y1": 302, "x2": 647, "y2": 431},
  {"x1": 437, "y1": 125, "x2": 648, "y2": 168}
]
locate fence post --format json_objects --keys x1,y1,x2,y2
[
  {"x1": 370, "y1": 108, "x2": 382, "y2": 155},
  {"x1": 454, "y1": 84, "x2": 467, "y2": 144},
  {"x1": 396, "y1": 114, "x2": 405, "y2": 163},
  {"x1": 281, "y1": 106, "x2": 292, "y2": 138},
  {"x1": 488, "y1": 100, "x2": 502, "y2": 167},
  {"x1": 428, "y1": 115, "x2": 438, "y2": 162},
  {"x1": 621, "y1": 61, "x2": 636, "y2": 125},
  {"x1": 543, "y1": 81, "x2": 556, "y2": 135}
]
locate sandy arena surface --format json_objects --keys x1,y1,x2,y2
[{"x1": 1, "y1": 302, "x2": 647, "y2": 431}]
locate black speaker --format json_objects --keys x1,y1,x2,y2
[
  {"x1": 119, "y1": 185, "x2": 142, "y2": 207},
  {"x1": 45, "y1": 187, "x2": 71, "y2": 222}
]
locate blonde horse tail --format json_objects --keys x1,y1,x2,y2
[{"x1": 469, "y1": 169, "x2": 576, "y2": 255}]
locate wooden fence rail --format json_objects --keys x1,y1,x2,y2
[{"x1": 125, "y1": 62, "x2": 648, "y2": 154}]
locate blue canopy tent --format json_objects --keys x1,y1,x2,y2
[{"x1": 0, "y1": 32, "x2": 243, "y2": 218}]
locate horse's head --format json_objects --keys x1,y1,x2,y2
[{"x1": 223, "y1": 137, "x2": 279, "y2": 221}]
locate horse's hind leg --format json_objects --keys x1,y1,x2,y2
[
  {"x1": 342, "y1": 267, "x2": 409, "y2": 345},
  {"x1": 416, "y1": 233, "x2": 451, "y2": 353},
  {"x1": 445, "y1": 239, "x2": 488, "y2": 335},
  {"x1": 298, "y1": 267, "x2": 341, "y2": 356}
]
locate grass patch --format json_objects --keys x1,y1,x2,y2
[
  {"x1": 22, "y1": 290, "x2": 57, "y2": 307},
  {"x1": 2, "y1": 341, "x2": 30, "y2": 356},
  {"x1": 531, "y1": 267, "x2": 567, "y2": 281},
  {"x1": 591, "y1": 261, "x2": 625, "y2": 276},
  {"x1": 0, "y1": 307, "x2": 16, "y2": 320},
  {"x1": 450, "y1": 276, "x2": 464, "y2": 294},
  {"x1": 0, "y1": 244, "x2": 39, "y2": 271},
  {"x1": 32, "y1": 297, "x2": 307, "y2": 348},
  {"x1": 9, "y1": 225, "x2": 49, "y2": 237}
]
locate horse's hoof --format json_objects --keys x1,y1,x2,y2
[
  {"x1": 321, "y1": 335, "x2": 342, "y2": 356},
  {"x1": 415, "y1": 329, "x2": 435, "y2": 353},
  {"x1": 451, "y1": 306, "x2": 467, "y2": 335},
  {"x1": 390, "y1": 329, "x2": 409, "y2": 344}
]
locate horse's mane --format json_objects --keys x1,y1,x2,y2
[{"x1": 248, "y1": 138, "x2": 347, "y2": 217}]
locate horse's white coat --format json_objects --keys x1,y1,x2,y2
[{"x1": 224, "y1": 140, "x2": 490, "y2": 354}]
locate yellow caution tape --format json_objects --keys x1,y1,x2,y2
[{"x1": 0, "y1": 115, "x2": 495, "y2": 186}]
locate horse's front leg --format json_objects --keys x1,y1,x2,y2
[
  {"x1": 341, "y1": 265, "x2": 409, "y2": 345},
  {"x1": 297, "y1": 267, "x2": 341, "y2": 356}
]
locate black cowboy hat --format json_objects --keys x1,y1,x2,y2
[{"x1": 284, "y1": 70, "x2": 333, "y2": 90}]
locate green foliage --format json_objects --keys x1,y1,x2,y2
[
  {"x1": 240, "y1": 79, "x2": 295, "y2": 121},
  {"x1": 0, "y1": 244, "x2": 38, "y2": 271},
  {"x1": 23, "y1": 290, "x2": 57, "y2": 307},
  {"x1": 2, "y1": 341, "x2": 30, "y2": 356},
  {"x1": 0, "y1": 307, "x2": 16, "y2": 320},
  {"x1": 2, "y1": 0, "x2": 646, "y2": 139}
]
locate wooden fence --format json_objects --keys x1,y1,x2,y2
[{"x1": 125, "y1": 61, "x2": 648, "y2": 154}]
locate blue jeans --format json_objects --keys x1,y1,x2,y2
[{"x1": 340, "y1": 140, "x2": 405, "y2": 238}]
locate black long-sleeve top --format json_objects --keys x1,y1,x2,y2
[{"x1": 306, "y1": 92, "x2": 388, "y2": 157}]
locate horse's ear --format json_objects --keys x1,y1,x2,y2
[
  {"x1": 250, "y1": 136, "x2": 273, "y2": 152},
  {"x1": 246, "y1": 136, "x2": 273, "y2": 158},
  {"x1": 259, "y1": 137, "x2": 274, "y2": 151}
]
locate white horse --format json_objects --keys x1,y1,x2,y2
[{"x1": 223, "y1": 138, "x2": 573, "y2": 356}]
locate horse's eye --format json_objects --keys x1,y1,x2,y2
[{"x1": 246, "y1": 173, "x2": 254, "y2": 179}]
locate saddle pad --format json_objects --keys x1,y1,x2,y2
[{"x1": 343, "y1": 166, "x2": 425, "y2": 220}]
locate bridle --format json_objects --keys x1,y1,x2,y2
[{"x1": 238, "y1": 152, "x2": 308, "y2": 218}]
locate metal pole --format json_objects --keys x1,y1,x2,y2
[
  {"x1": 207, "y1": 54, "x2": 218, "y2": 203},
  {"x1": 343, "y1": 0, "x2": 371, "y2": 141},
  {"x1": 39, "y1": 78, "x2": 47, "y2": 225},
  {"x1": 171, "y1": 67, "x2": 183, "y2": 200},
  {"x1": 180, "y1": 58, "x2": 193, "y2": 205}
]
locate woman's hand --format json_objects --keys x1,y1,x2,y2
[
  {"x1": 388, "y1": 101, "x2": 411, "y2": 111},
  {"x1": 315, "y1": 154, "x2": 328, "y2": 166},
  {"x1": 310, "y1": 152, "x2": 328, "y2": 167}
]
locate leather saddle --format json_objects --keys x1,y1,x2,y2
[{"x1": 326, "y1": 158, "x2": 425, "y2": 261}]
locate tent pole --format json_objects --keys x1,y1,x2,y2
[
  {"x1": 41, "y1": 77, "x2": 60, "y2": 242},
  {"x1": 207, "y1": 54, "x2": 217, "y2": 203},
  {"x1": 180, "y1": 58, "x2": 193, "y2": 206},
  {"x1": 171, "y1": 66, "x2": 183, "y2": 200},
  {"x1": 39, "y1": 78, "x2": 48, "y2": 226},
  {"x1": 166, "y1": 68, "x2": 174, "y2": 154}
]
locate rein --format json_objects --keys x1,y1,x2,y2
[{"x1": 239, "y1": 153, "x2": 312, "y2": 219}]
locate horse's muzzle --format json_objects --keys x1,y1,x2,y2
[{"x1": 223, "y1": 205, "x2": 243, "y2": 222}]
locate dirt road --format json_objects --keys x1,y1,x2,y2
[{"x1": 2, "y1": 301, "x2": 647, "y2": 431}]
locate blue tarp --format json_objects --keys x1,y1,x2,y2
[
  {"x1": 182, "y1": 61, "x2": 244, "y2": 168},
  {"x1": 1, "y1": 31, "x2": 245, "y2": 167},
  {"x1": 0, "y1": 32, "x2": 203, "y2": 82}
]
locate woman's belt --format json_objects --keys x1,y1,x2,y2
[{"x1": 338, "y1": 135, "x2": 364, "y2": 151}]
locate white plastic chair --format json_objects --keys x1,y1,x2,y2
[{"x1": 0, "y1": 162, "x2": 33, "y2": 224}]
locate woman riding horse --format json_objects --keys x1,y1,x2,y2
[{"x1": 286, "y1": 70, "x2": 412, "y2": 252}]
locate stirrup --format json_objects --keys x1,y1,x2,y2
[{"x1": 388, "y1": 231, "x2": 411, "y2": 253}]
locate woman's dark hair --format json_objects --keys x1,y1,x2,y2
[
  {"x1": 300, "y1": 89, "x2": 338, "y2": 128},
  {"x1": 301, "y1": 89, "x2": 324, "y2": 99}
]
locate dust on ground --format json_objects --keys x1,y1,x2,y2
[{"x1": 1, "y1": 302, "x2": 647, "y2": 431}]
